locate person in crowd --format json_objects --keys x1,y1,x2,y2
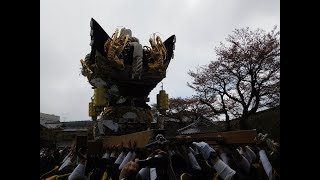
[{"x1": 40, "y1": 131, "x2": 279, "y2": 180}]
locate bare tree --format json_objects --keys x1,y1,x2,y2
[
  {"x1": 151, "y1": 97, "x2": 209, "y2": 125},
  {"x1": 188, "y1": 26, "x2": 280, "y2": 129},
  {"x1": 167, "y1": 97, "x2": 205, "y2": 119},
  {"x1": 199, "y1": 96, "x2": 234, "y2": 131}
]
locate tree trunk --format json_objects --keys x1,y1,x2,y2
[
  {"x1": 225, "y1": 112, "x2": 231, "y2": 131},
  {"x1": 239, "y1": 113, "x2": 249, "y2": 130}
]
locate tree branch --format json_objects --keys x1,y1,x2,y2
[
  {"x1": 236, "y1": 80, "x2": 246, "y2": 106},
  {"x1": 199, "y1": 98, "x2": 224, "y2": 114},
  {"x1": 247, "y1": 72, "x2": 258, "y2": 109},
  {"x1": 257, "y1": 65, "x2": 280, "y2": 89}
]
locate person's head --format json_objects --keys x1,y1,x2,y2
[{"x1": 119, "y1": 159, "x2": 140, "y2": 180}]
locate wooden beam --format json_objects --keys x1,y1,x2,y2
[
  {"x1": 174, "y1": 129, "x2": 257, "y2": 145},
  {"x1": 88, "y1": 129, "x2": 256, "y2": 154},
  {"x1": 101, "y1": 130, "x2": 164, "y2": 149}
]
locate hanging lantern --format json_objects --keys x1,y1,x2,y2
[
  {"x1": 93, "y1": 87, "x2": 108, "y2": 107},
  {"x1": 89, "y1": 102, "x2": 97, "y2": 120},
  {"x1": 157, "y1": 90, "x2": 169, "y2": 115}
]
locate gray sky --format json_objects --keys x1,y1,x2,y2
[{"x1": 40, "y1": 0, "x2": 280, "y2": 121}]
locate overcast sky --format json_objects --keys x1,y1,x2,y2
[{"x1": 40, "y1": 0, "x2": 280, "y2": 121}]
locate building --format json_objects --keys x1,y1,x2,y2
[
  {"x1": 60, "y1": 120, "x2": 94, "y2": 136},
  {"x1": 177, "y1": 116, "x2": 222, "y2": 135},
  {"x1": 40, "y1": 112, "x2": 94, "y2": 148},
  {"x1": 176, "y1": 106, "x2": 280, "y2": 140},
  {"x1": 40, "y1": 113, "x2": 62, "y2": 129},
  {"x1": 40, "y1": 112, "x2": 60, "y2": 122},
  {"x1": 40, "y1": 113, "x2": 62, "y2": 148},
  {"x1": 55, "y1": 120, "x2": 95, "y2": 148}
]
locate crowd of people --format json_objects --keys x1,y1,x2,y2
[{"x1": 40, "y1": 133, "x2": 280, "y2": 180}]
